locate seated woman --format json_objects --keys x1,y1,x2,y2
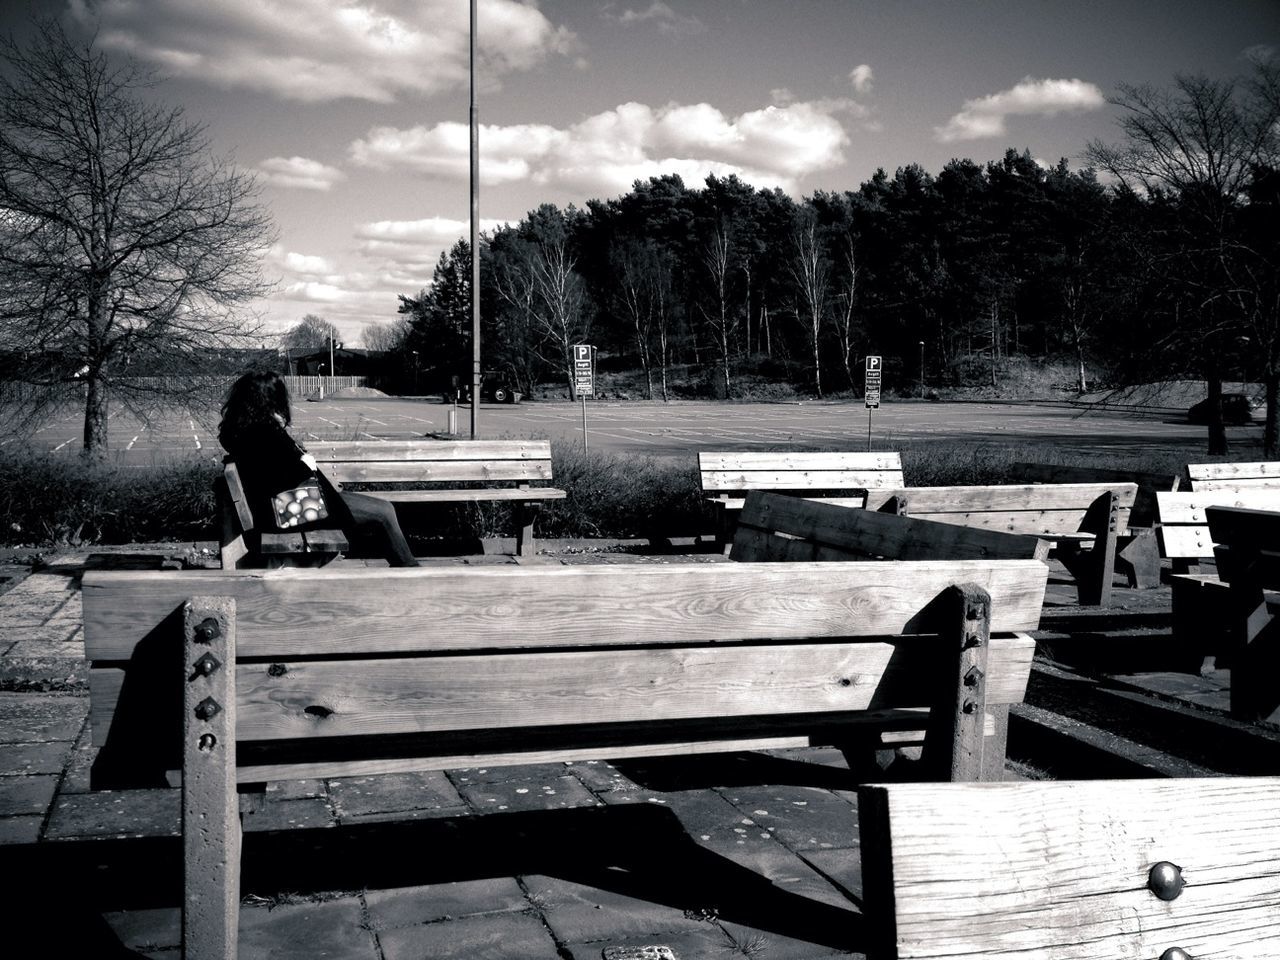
[{"x1": 218, "y1": 370, "x2": 419, "y2": 567}]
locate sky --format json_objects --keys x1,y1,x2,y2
[{"x1": 2, "y1": 0, "x2": 1277, "y2": 345}]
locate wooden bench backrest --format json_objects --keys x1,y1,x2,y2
[
  {"x1": 699, "y1": 451, "x2": 904, "y2": 496},
  {"x1": 1187, "y1": 460, "x2": 1280, "y2": 491},
  {"x1": 1007, "y1": 462, "x2": 1177, "y2": 527},
  {"x1": 1157, "y1": 489, "x2": 1280, "y2": 559},
  {"x1": 82, "y1": 560, "x2": 1047, "y2": 783},
  {"x1": 869, "y1": 482, "x2": 1138, "y2": 538},
  {"x1": 858, "y1": 777, "x2": 1280, "y2": 960},
  {"x1": 308, "y1": 439, "x2": 554, "y2": 485},
  {"x1": 731, "y1": 491, "x2": 1051, "y2": 562}
]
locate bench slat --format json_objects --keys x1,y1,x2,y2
[
  {"x1": 323, "y1": 461, "x2": 554, "y2": 484},
  {"x1": 88, "y1": 633, "x2": 1035, "y2": 744},
  {"x1": 859, "y1": 777, "x2": 1280, "y2": 960},
  {"x1": 1188, "y1": 460, "x2": 1280, "y2": 485},
  {"x1": 891, "y1": 482, "x2": 1137, "y2": 513},
  {"x1": 700, "y1": 469, "x2": 905, "y2": 491},
  {"x1": 82, "y1": 561, "x2": 1050, "y2": 662},
  {"x1": 699, "y1": 451, "x2": 903, "y2": 471},
  {"x1": 368, "y1": 487, "x2": 566, "y2": 504},
  {"x1": 308, "y1": 439, "x2": 553, "y2": 462},
  {"x1": 733, "y1": 492, "x2": 1051, "y2": 562}
]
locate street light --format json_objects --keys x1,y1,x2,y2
[{"x1": 918, "y1": 340, "x2": 925, "y2": 399}]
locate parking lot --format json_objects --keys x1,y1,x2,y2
[{"x1": 3, "y1": 394, "x2": 1263, "y2": 464}]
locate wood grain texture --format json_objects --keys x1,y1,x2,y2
[
  {"x1": 698, "y1": 451, "x2": 904, "y2": 493},
  {"x1": 321, "y1": 460, "x2": 554, "y2": 483},
  {"x1": 90, "y1": 634, "x2": 1034, "y2": 744},
  {"x1": 1188, "y1": 460, "x2": 1280, "y2": 487},
  {"x1": 82, "y1": 561, "x2": 1049, "y2": 661},
  {"x1": 308, "y1": 439, "x2": 552, "y2": 462},
  {"x1": 858, "y1": 777, "x2": 1280, "y2": 960},
  {"x1": 732, "y1": 492, "x2": 1051, "y2": 562},
  {"x1": 1157, "y1": 491, "x2": 1280, "y2": 559},
  {"x1": 367, "y1": 487, "x2": 566, "y2": 503}
]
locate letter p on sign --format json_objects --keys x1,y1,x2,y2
[{"x1": 866, "y1": 355, "x2": 881, "y2": 372}]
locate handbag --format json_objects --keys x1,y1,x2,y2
[{"x1": 271, "y1": 473, "x2": 330, "y2": 529}]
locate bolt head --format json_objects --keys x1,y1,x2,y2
[
  {"x1": 194, "y1": 697, "x2": 222, "y2": 722},
  {"x1": 194, "y1": 617, "x2": 221, "y2": 643},
  {"x1": 1159, "y1": 949, "x2": 1192, "y2": 960},
  {"x1": 1148, "y1": 861, "x2": 1184, "y2": 901}
]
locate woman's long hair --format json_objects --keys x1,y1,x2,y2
[{"x1": 218, "y1": 370, "x2": 292, "y2": 452}]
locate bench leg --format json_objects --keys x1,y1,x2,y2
[
  {"x1": 183, "y1": 597, "x2": 240, "y2": 960},
  {"x1": 1115, "y1": 528, "x2": 1162, "y2": 589},
  {"x1": 1061, "y1": 491, "x2": 1120, "y2": 606},
  {"x1": 1226, "y1": 566, "x2": 1280, "y2": 724},
  {"x1": 515, "y1": 502, "x2": 542, "y2": 557},
  {"x1": 921, "y1": 583, "x2": 991, "y2": 782},
  {"x1": 981, "y1": 705, "x2": 1010, "y2": 781}
]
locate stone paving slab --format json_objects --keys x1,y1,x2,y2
[
  {"x1": 364, "y1": 877, "x2": 530, "y2": 930},
  {"x1": 378, "y1": 910, "x2": 561, "y2": 960},
  {"x1": 329, "y1": 770, "x2": 467, "y2": 821},
  {"x1": 0, "y1": 691, "x2": 87, "y2": 742},
  {"x1": 239, "y1": 897, "x2": 379, "y2": 960}
]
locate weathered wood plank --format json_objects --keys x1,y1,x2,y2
[
  {"x1": 699, "y1": 451, "x2": 903, "y2": 472},
  {"x1": 182, "y1": 598, "x2": 239, "y2": 960},
  {"x1": 308, "y1": 439, "x2": 552, "y2": 462},
  {"x1": 700, "y1": 470, "x2": 907, "y2": 491},
  {"x1": 91, "y1": 633, "x2": 1035, "y2": 743},
  {"x1": 368, "y1": 487, "x2": 566, "y2": 503},
  {"x1": 322, "y1": 461, "x2": 554, "y2": 484},
  {"x1": 1007, "y1": 462, "x2": 1177, "y2": 527},
  {"x1": 888, "y1": 482, "x2": 1137, "y2": 514},
  {"x1": 1188, "y1": 460, "x2": 1280, "y2": 486},
  {"x1": 732, "y1": 492, "x2": 1051, "y2": 562},
  {"x1": 709, "y1": 495, "x2": 870, "y2": 512},
  {"x1": 858, "y1": 777, "x2": 1280, "y2": 960},
  {"x1": 1156, "y1": 489, "x2": 1280, "y2": 523},
  {"x1": 82, "y1": 561, "x2": 1050, "y2": 662}
]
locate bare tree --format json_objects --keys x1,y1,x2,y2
[
  {"x1": 613, "y1": 242, "x2": 657, "y2": 400},
  {"x1": 0, "y1": 21, "x2": 274, "y2": 457},
  {"x1": 831, "y1": 232, "x2": 860, "y2": 391},
  {"x1": 528, "y1": 239, "x2": 590, "y2": 397},
  {"x1": 1087, "y1": 65, "x2": 1280, "y2": 453},
  {"x1": 788, "y1": 213, "x2": 830, "y2": 397},
  {"x1": 282, "y1": 314, "x2": 340, "y2": 350},
  {"x1": 361, "y1": 317, "x2": 409, "y2": 353},
  {"x1": 699, "y1": 222, "x2": 736, "y2": 399}
]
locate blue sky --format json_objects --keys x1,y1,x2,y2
[{"x1": 3, "y1": 0, "x2": 1277, "y2": 343}]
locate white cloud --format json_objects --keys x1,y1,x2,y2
[
  {"x1": 256, "y1": 156, "x2": 346, "y2": 191},
  {"x1": 849, "y1": 64, "x2": 873, "y2": 94},
  {"x1": 356, "y1": 216, "x2": 511, "y2": 271},
  {"x1": 610, "y1": 2, "x2": 705, "y2": 36},
  {"x1": 935, "y1": 77, "x2": 1105, "y2": 142},
  {"x1": 349, "y1": 97, "x2": 855, "y2": 196},
  {"x1": 69, "y1": 0, "x2": 577, "y2": 103}
]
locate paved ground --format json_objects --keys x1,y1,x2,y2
[
  {"x1": 0, "y1": 542, "x2": 1257, "y2": 959},
  {"x1": 7, "y1": 395, "x2": 1266, "y2": 464}
]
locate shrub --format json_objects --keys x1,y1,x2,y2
[{"x1": 0, "y1": 450, "x2": 220, "y2": 546}]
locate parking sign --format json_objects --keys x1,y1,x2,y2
[
  {"x1": 864, "y1": 355, "x2": 881, "y2": 409},
  {"x1": 572, "y1": 344, "x2": 594, "y2": 397}
]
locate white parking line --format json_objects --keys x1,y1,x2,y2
[
  {"x1": 126, "y1": 435, "x2": 139, "y2": 450},
  {"x1": 52, "y1": 438, "x2": 75, "y2": 451},
  {"x1": 193, "y1": 433, "x2": 202, "y2": 450}
]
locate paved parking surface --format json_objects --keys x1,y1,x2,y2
[{"x1": 4, "y1": 396, "x2": 1260, "y2": 464}]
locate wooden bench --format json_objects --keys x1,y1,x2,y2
[
  {"x1": 866, "y1": 481, "x2": 1138, "y2": 606},
  {"x1": 1187, "y1": 459, "x2": 1280, "y2": 491},
  {"x1": 1206, "y1": 504, "x2": 1280, "y2": 723},
  {"x1": 857, "y1": 777, "x2": 1280, "y2": 960},
  {"x1": 218, "y1": 439, "x2": 566, "y2": 568},
  {"x1": 698, "y1": 450, "x2": 905, "y2": 549},
  {"x1": 1008, "y1": 461, "x2": 1178, "y2": 588},
  {"x1": 216, "y1": 461, "x2": 350, "y2": 570},
  {"x1": 1157, "y1": 485, "x2": 1280, "y2": 674},
  {"x1": 82, "y1": 558, "x2": 1049, "y2": 957}
]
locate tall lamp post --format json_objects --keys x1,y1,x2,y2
[
  {"x1": 918, "y1": 340, "x2": 925, "y2": 398},
  {"x1": 469, "y1": 0, "x2": 480, "y2": 438}
]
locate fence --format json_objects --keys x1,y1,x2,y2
[{"x1": 284, "y1": 376, "x2": 366, "y2": 397}]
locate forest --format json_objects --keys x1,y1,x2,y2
[{"x1": 381, "y1": 66, "x2": 1278, "y2": 454}]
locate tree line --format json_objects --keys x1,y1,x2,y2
[{"x1": 386, "y1": 59, "x2": 1278, "y2": 454}]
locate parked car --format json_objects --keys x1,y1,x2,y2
[
  {"x1": 451, "y1": 371, "x2": 521, "y2": 404},
  {"x1": 1187, "y1": 393, "x2": 1260, "y2": 425}
]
